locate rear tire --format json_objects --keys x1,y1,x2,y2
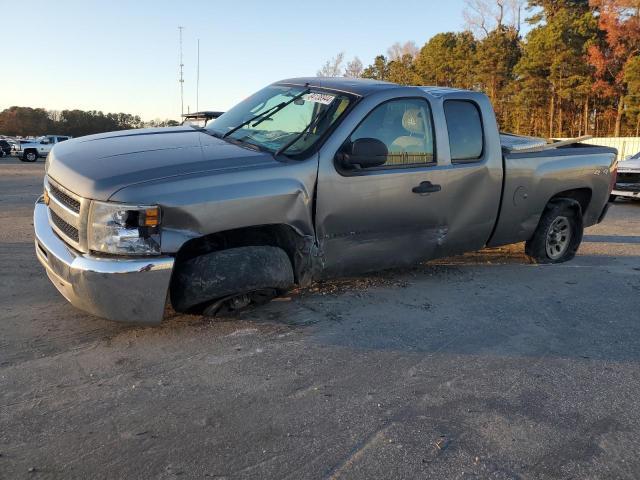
[
  {"x1": 609, "y1": 194, "x2": 618, "y2": 202},
  {"x1": 525, "y1": 199, "x2": 583, "y2": 264},
  {"x1": 170, "y1": 246, "x2": 294, "y2": 315},
  {"x1": 22, "y1": 150, "x2": 38, "y2": 162}
]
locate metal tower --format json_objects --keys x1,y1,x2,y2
[{"x1": 178, "y1": 26, "x2": 185, "y2": 118}]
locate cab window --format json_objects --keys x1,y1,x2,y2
[
  {"x1": 349, "y1": 98, "x2": 435, "y2": 167},
  {"x1": 444, "y1": 100, "x2": 484, "y2": 163}
]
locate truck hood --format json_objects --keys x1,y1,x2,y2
[
  {"x1": 618, "y1": 157, "x2": 640, "y2": 171},
  {"x1": 46, "y1": 126, "x2": 279, "y2": 200}
]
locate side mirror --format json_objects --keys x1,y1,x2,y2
[{"x1": 337, "y1": 138, "x2": 388, "y2": 169}]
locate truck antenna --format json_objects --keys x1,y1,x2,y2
[{"x1": 178, "y1": 26, "x2": 185, "y2": 118}]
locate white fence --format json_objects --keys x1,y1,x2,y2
[{"x1": 578, "y1": 137, "x2": 640, "y2": 160}]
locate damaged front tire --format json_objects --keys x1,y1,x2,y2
[
  {"x1": 201, "y1": 288, "x2": 279, "y2": 317},
  {"x1": 170, "y1": 246, "x2": 294, "y2": 315}
]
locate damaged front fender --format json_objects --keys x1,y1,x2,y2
[{"x1": 109, "y1": 156, "x2": 320, "y2": 256}]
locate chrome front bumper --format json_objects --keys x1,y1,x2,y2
[{"x1": 34, "y1": 199, "x2": 174, "y2": 324}]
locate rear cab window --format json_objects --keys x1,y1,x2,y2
[{"x1": 443, "y1": 100, "x2": 484, "y2": 163}]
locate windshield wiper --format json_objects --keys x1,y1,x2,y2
[
  {"x1": 274, "y1": 103, "x2": 334, "y2": 157},
  {"x1": 222, "y1": 87, "x2": 311, "y2": 139}
]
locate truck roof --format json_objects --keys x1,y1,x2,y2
[
  {"x1": 275, "y1": 77, "x2": 475, "y2": 98},
  {"x1": 275, "y1": 77, "x2": 401, "y2": 96}
]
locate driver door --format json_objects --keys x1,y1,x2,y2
[{"x1": 315, "y1": 97, "x2": 452, "y2": 277}]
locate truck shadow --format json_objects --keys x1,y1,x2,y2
[
  {"x1": 38, "y1": 241, "x2": 638, "y2": 366},
  {"x1": 240, "y1": 250, "x2": 640, "y2": 363},
  {"x1": 583, "y1": 234, "x2": 640, "y2": 244}
]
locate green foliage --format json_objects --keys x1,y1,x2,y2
[
  {"x1": 526, "y1": 0, "x2": 591, "y2": 22},
  {"x1": 0, "y1": 107, "x2": 53, "y2": 137},
  {"x1": 387, "y1": 54, "x2": 422, "y2": 85},
  {"x1": 0, "y1": 107, "x2": 151, "y2": 138},
  {"x1": 362, "y1": 55, "x2": 390, "y2": 81},
  {"x1": 476, "y1": 27, "x2": 521, "y2": 125},
  {"x1": 515, "y1": 2, "x2": 598, "y2": 135},
  {"x1": 415, "y1": 32, "x2": 478, "y2": 88},
  {"x1": 624, "y1": 56, "x2": 640, "y2": 133},
  {"x1": 357, "y1": 0, "x2": 638, "y2": 136}
]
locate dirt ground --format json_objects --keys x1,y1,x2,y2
[{"x1": 1, "y1": 157, "x2": 640, "y2": 480}]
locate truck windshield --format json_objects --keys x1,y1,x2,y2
[{"x1": 207, "y1": 85, "x2": 352, "y2": 156}]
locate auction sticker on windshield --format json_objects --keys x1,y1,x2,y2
[{"x1": 303, "y1": 93, "x2": 335, "y2": 105}]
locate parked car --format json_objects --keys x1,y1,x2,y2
[
  {"x1": 611, "y1": 151, "x2": 640, "y2": 201},
  {"x1": 0, "y1": 140, "x2": 11, "y2": 157},
  {"x1": 14, "y1": 135, "x2": 71, "y2": 162},
  {"x1": 34, "y1": 77, "x2": 617, "y2": 324},
  {"x1": 182, "y1": 111, "x2": 224, "y2": 127}
]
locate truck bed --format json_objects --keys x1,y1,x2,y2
[{"x1": 487, "y1": 143, "x2": 617, "y2": 248}]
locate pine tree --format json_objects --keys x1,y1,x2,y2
[
  {"x1": 361, "y1": 55, "x2": 390, "y2": 81},
  {"x1": 387, "y1": 54, "x2": 422, "y2": 85},
  {"x1": 515, "y1": 1, "x2": 598, "y2": 137},
  {"x1": 588, "y1": 0, "x2": 640, "y2": 136},
  {"x1": 475, "y1": 26, "x2": 522, "y2": 130},
  {"x1": 414, "y1": 32, "x2": 478, "y2": 87}
]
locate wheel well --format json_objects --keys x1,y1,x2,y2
[
  {"x1": 173, "y1": 224, "x2": 312, "y2": 284},
  {"x1": 548, "y1": 188, "x2": 592, "y2": 215}
]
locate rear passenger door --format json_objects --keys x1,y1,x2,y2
[
  {"x1": 436, "y1": 99, "x2": 503, "y2": 256},
  {"x1": 315, "y1": 97, "x2": 453, "y2": 277}
]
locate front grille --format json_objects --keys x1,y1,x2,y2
[
  {"x1": 615, "y1": 183, "x2": 640, "y2": 192},
  {"x1": 50, "y1": 209, "x2": 79, "y2": 242},
  {"x1": 617, "y1": 172, "x2": 640, "y2": 185},
  {"x1": 49, "y1": 183, "x2": 81, "y2": 212}
]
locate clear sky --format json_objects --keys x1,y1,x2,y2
[{"x1": 1, "y1": 0, "x2": 472, "y2": 121}]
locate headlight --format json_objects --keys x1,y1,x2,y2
[{"x1": 88, "y1": 201, "x2": 161, "y2": 255}]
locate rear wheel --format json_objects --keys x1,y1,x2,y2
[
  {"x1": 22, "y1": 150, "x2": 38, "y2": 162},
  {"x1": 525, "y1": 200, "x2": 583, "y2": 264},
  {"x1": 609, "y1": 194, "x2": 618, "y2": 202}
]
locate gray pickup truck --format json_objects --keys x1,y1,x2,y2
[{"x1": 34, "y1": 77, "x2": 617, "y2": 324}]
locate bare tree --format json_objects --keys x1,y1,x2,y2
[
  {"x1": 344, "y1": 57, "x2": 364, "y2": 78},
  {"x1": 317, "y1": 52, "x2": 345, "y2": 77},
  {"x1": 463, "y1": 0, "x2": 524, "y2": 37},
  {"x1": 48, "y1": 110, "x2": 62, "y2": 123},
  {"x1": 506, "y1": 0, "x2": 524, "y2": 33},
  {"x1": 387, "y1": 41, "x2": 419, "y2": 61}
]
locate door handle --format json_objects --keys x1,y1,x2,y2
[{"x1": 412, "y1": 181, "x2": 441, "y2": 194}]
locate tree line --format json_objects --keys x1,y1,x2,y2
[
  {"x1": 0, "y1": 106, "x2": 180, "y2": 138},
  {"x1": 319, "y1": 0, "x2": 640, "y2": 138}
]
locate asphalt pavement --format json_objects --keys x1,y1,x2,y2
[{"x1": 1, "y1": 157, "x2": 639, "y2": 479}]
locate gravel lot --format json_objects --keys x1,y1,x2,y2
[{"x1": 1, "y1": 157, "x2": 640, "y2": 479}]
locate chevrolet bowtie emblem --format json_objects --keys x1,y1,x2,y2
[{"x1": 43, "y1": 189, "x2": 50, "y2": 206}]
